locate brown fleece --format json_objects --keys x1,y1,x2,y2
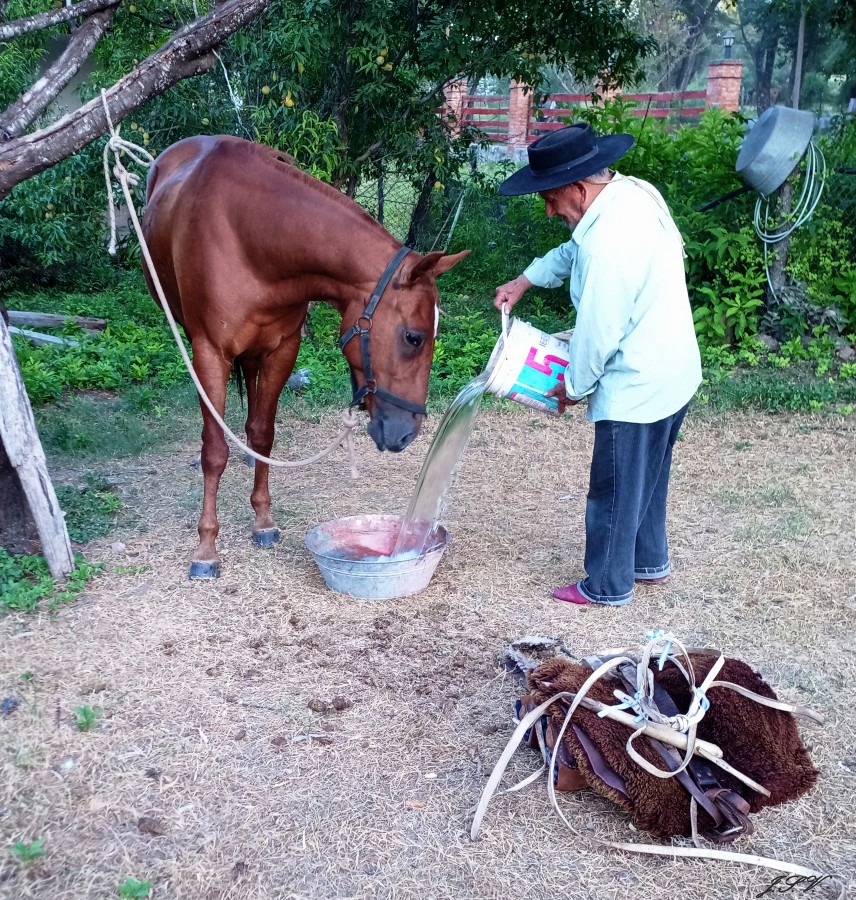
[
  {"x1": 654, "y1": 655, "x2": 818, "y2": 812},
  {"x1": 525, "y1": 655, "x2": 818, "y2": 838}
]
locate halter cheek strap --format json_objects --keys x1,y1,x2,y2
[{"x1": 338, "y1": 245, "x2": 428, "y2": 416}]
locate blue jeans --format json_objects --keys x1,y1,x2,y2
[{"x1": 577, "y1": 404, "x2": 689, "y2": 606}]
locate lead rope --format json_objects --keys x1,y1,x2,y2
[
  {"x1": 471, "y1": 633, "x2": 843, "y2": 898},
  {"x1": 100, "y1": 92, "x2": 359, "y2": 477}
]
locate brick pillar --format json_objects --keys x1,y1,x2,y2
[
  {"x1": 442, "y1": 77, "x2": 468, "y2": 136},
  {"x1": 706, "y1": 60, "x2": 744, "y2": 112},
  {"x1": 507, "y1": 80, "x2": 533, "y2": 158}
]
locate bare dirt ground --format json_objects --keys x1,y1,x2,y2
[{"x1": 2, "y1": 405, "x2": 855, "y2": 900}]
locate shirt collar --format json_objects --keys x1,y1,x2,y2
[{"x1": 571, "y1": 172, "x2": 625, "y2": 244}]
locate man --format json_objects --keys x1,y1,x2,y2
[{"x1": 494, "y1": 122, "x2": 701, "y2": 607}]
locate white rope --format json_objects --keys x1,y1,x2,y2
[{"x1": 99, "y1": 91, "x2": 360, "y2": 475}]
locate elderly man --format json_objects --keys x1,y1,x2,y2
[{"x1": 494, "y1": 122, "x2": 701, "y2": 607}]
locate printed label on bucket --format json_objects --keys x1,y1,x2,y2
[
  {"x1": 509, "y1": 341, "x2": 569, "y2": 413},
  {"x1": 485, "y1": 319, "x2": 570, "y2": 415}
]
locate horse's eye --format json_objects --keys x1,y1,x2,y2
[{"x1": 405, "y1": 331, "x2": 424, "y2": 348}]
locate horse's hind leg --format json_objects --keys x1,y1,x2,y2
[
  {"x1": 239, "y1": 356, "x2": 260, "y2": 468},
  {"x1": 190, "y1": 341, "x2": 232, "y2": 579},
  {"x1": 245, "y1": 337, "x2": 301, "y2": 548}
]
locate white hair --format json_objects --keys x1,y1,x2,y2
[{"x1": 582, "y1": 167, "x2": 613, "y2": 184}]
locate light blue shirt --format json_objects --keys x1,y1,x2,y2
[{"x1": 523, "y1": 174, "x2": 702, "y2": 424}]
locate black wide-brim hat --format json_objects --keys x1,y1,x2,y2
[{"x1": 499, "y1": 123, "x2": 635, "y2": 196}]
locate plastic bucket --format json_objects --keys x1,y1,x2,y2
[{"x1": 484, "y1": 310, "x2": 570, "y2": 415}]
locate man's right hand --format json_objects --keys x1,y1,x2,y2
[{"x1": 493, "y1": 275, "x2": 532, "y2": 312}]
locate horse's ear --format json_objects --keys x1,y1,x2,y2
[
  {"x1": 434, "y1": 249, "x2": 471, "y2": 276},
  {"x1": 405, "y1": 249, "x2": 471, "y2": 283}
]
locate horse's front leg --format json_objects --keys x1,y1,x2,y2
[
  {"x1": 190, "y1": 342, "x2": 232, "y2": 579},
  {"x1": 246, "y1": 337, "x2": 301, "y2": 548}
]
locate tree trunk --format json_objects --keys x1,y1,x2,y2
[
  {"x1": 766, "y1": 181, "x2": 793, "y2": 308},
  {"x1": 791, "y1": 4, "x2": 806, "y2": 109},
  {"x1": 406, "y1": 173, "x2": 436, "y2": 250}
]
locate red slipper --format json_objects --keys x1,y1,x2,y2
[
  {"x1": 552, "y1": 583, "x2": 591, "y2": 605},
  {"x1": 635, "y1": 575, "x2": 669, "y2": 585}
]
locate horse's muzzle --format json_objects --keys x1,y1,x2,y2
[{"x1": 367, "y1": 403, "x2": 421, "y2": 453}]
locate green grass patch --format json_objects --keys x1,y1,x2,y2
[
  {"x1": 9, "y1": 838, "x2": 45, "y2": 863},
  {"x1": 117, "y1": 878, "x2": 153, "y2": 898},
  {"x1": 698, "y1": 365, "x2": 856, "y2": 414},
  {"x1": 0, "y1": 550, "x2": 103, "y2": 614},
  {"x1": 55, "y1": 474, "x2": 122, "y2": 543},
  {"x1": 35, "y1": 381, "x2": 201, "y2": 461},
  {"x1": 74, "y1": 705, "x2": 102, "y2": 732}
]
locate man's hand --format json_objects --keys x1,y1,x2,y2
[
  {"x1": 545, "y1": 383, "x2": 579, "y2": 415},
  {"x1": 494, "y1": 275, "x2": 532, "y2": 312}
]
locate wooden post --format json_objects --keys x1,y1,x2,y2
[
  {"x1": 507, "y1": 80, "x2": 533, "y2": 157},
  {"x1": 0, "y1": 315, "x2": 74, "y2": 579}
]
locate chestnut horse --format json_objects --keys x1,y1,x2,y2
[{"x1": 142, "y1": 135, "x2": 468, "y2": 579}]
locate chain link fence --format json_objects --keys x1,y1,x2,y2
[
  {"x1": 351, "y1": 156, "x2": 467, "y2": 253},
  {"x1": 826, "y1": 166, "x2": 856, "y2": 257}
]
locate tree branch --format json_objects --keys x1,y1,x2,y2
[
  {"x1": 0, "y1": 0, "x2": 273, "y2": 200},
  {"x1": 0, "y1": 0, "x2": 119, "y2": 39},
  {"x1": 0, "y1": 7, "x2": 118, "y2": 139}
]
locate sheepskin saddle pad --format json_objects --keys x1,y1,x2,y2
[{"x1": 518, "y1": 653, "x2": 818, "y2": 842}]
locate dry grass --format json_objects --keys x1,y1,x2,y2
[{"x1": 1, "y1": 405, "x2": 855, "y2": 900}]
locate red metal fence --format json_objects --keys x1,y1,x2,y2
[
  {"x1": 459, "y1": 95, "x2": 511, "y2": 142},
  {"x1": 460, "y1": 90, "x2": 708, "y2": 145}
]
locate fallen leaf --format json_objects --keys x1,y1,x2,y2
[{"x1": 404, "y1": 800, "x2": 425, "y2": 809}]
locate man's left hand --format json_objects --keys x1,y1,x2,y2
[{"x1": 546, "y1": 384, "x2": 579, "y2": 415}]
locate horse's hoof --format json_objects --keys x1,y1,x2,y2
[
  {"x1": 244, "y1": 453, "x2": 255, "y2": 468},
  {"x1": 189, "y1": 560, "x2": 221, "y2": 580},
  {"x1": 252, "y1": 528, "x2": 280, "y2": 549}
]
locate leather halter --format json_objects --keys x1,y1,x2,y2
[{"x1": 338, "y1": 245, "x2": 427, "y2": 416}]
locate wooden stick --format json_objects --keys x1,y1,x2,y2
[
  {"x1": 7, "y1": 310, "x2": 106, "y2": 331},
  {"x1": 9, "y1": 326, "x2": 80, "y2": 347},
  {"x1": 577, "y1": 696, "x2": 772, "y2": 797}
]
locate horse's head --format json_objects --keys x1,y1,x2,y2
[{"x1": 340, "y1": 248, "x2": 470, "y2": 452}]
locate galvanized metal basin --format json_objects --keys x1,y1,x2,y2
[
  {"x1": 304, "y1": 514, "x2": 448, "y2": 600},
  {"x1": 736, "y1": 105, "x2": 815, "y2": 197}
]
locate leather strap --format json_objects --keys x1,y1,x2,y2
[
  {"x1": 616, "y1": 661, "x2": 753, "y2": 843},
  {"x1": 339, "y1": 246, "x2": 428, "y2": 415}
]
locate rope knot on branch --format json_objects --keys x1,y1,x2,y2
[{"x1": 100, "y1": 91, "x2": 155, "y2": 255}]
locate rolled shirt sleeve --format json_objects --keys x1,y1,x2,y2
[{"x1": 522, "y1": 240, "x2": 576, "y2": 289}]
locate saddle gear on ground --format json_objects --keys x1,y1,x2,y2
[{"x1": 518, "y1": 652, "x2": 818, "y2": 841}]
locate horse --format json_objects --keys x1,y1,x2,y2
[{"x1": 141, "y1": 135, "x2": 469, "y2": 579}]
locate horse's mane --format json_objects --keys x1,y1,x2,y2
[{"x1": 242, "y1": 139, "x2": 396, "y2": 238}]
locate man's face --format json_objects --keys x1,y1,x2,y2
[{"x1": 539, "y1": 183, "x2": 585, "y2": 229}]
